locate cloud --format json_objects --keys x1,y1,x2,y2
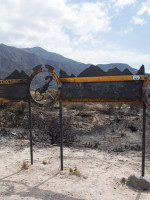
[
  {"x1": 70, "y1": 2, "x2": 111, "y2": 34},
  {"x1": 137, "y1": 0, "x2": 150, "y2": 16},
  {"x1": 112, "y1": 0, "x2": 136, "y2": 8},
  {"x1": 130, "y1": 0, "x2": 150, "y2": 26},
  {"x1": 0, "y1": 0, "x2": 149, "y2": 74},
  {"x1": 119, "y1": 27, "x2": 134, "y2": 34},
  {"x1": 130, "y1": 16, "x2": 146, "y2": 25},
  {"x1": 0, "y1": 0, "x2": 112, "y2": 51},
  {"x1": 0, "y1": 0, "x2": 111, "y2": 35},
  {"x1": 69, "y1": 47, "x2": 150, "y2": 73}
]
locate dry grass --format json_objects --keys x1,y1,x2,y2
[
  {"x1": 7, "y1": 101, "x2": 28, "y2": 115},
  {"x1": 22, "y1": 160, "x2": 29, "y2": 169},
  {"x1": 0, "y1": 102, "x2": 8, "y2": 109},
  {"x1": 129, "y1": 102, "x2": 142, "y2": 111},
  {"x1": 63, "y1": 103, "x2": 86, "y2": 110},
  {"x1": 63, "y1": 102, "x2": 123, "y2": 114},
  {"x1": 69, "y1": 167, "x2": 81, "y2": 177}
]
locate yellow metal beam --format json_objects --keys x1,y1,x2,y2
[
  {"x1": 0, "y1": 79, "x2": 28, "y2": 84},
  {"x1": 60, "y1": 98, "x2": 141, "y2": 103},
  {"x1": 60, "y1": 75, "x2": 145, "y2": 83},
  {"x1": 0, "y1": 98, "x2": 11, "y2": 103}
]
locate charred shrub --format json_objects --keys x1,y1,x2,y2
[
  {"x1": 7, "y1": 102, "x2": 28, "y2": 115},
  {"x1": 0, "y1": 103, "x2": 8, "y2": 109},
  {"x1": 129, "y1": 103, "x2": 141, "y2": 112},
  {"x1": 64, "y1": 103, "x2": 86, "y2": 110},
  {"x1": 102, "y1": 103, "x2": 115, "y2": 114}
]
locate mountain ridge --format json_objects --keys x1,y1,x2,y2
[{"x1": 0, "y1": 43, "x2": 141, "y2": 79}]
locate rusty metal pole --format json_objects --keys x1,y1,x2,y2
[
  {"x1": 28, "y1": 100, "x2": 33, "y2": 165},
  {"x1": 142, "y1": 103, "x2": 146, "y2": 177},
  {"x1": 60, "y1": 102, "x2": 63, "y2": 170}
]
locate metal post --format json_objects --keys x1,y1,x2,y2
[
  {"x1": 60, "y1": 102, "x2": 63, "y2": 170},
  {"x1": 142, "y1": 103, "x2": 146, "y2": 176},
  {"x1": 28, "y1": 100, "x2": 33, "y2": 165}
]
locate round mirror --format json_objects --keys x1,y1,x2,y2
[{"x1": 29, "y1": 65, "x2": 61, "y2": 106}]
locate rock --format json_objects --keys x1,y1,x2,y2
[
  {"x1": 11, "y1": 131, "x2": 16, "y2": 135},
  {"x1": 126, "y1": 175, "x2": 150, "y2": 190},
  {"x1": 60, "y1": 171, "x2": 65, "y2": 175},
  {"x1": 83, "y1": 175, "x2": 88, "y2": 179},
  {"x1": 43, "y1": 160, "x2": 48, "y2": 165}
]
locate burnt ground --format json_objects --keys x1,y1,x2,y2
[{"x1": 0, "y1": 102, "x2": 150, "y2": 155}]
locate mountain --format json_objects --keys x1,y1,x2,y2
[
  {"x1": 22, "y1": 46, "x2": 140, "y2": 75},
  {"x1": 22, "y1": 46, "x2": 89, "y2": 76},
  {"x1": 60, "y1": 65, "x2": 145, "y2": 78},
  {"x1": 23, "y1": 47, "x2": 139, "y2": 75},
  {"x1": 97, "y1": 63, "x2": 137, "y2": 74},
  {"x1": 0, "y1": 44, "x2": 88, "y2": 79},
  {"x1": 22, "y1": 47, "x2": 84, "y2": 65},
  {"x1": 0, "y1": 44, "x2": 44, "y2": 78},
  {"x1": 0, "y1": 43, "x2": 141, "y2": 80}
]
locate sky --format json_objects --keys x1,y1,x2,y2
[{"x1": 0, "y1": 0, "x2": 150, "y2": 73}]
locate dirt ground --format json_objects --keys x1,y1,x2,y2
[
  {"x1": 1, "y1": 102, "x2": 150, "y2": 199},
  {"x1": 0, "y1": 136, "x2": 150, "y2": 200}
]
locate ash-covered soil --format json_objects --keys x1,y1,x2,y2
[{"x1": 1, "y1": 102, "x2": 150, "y2": 154}]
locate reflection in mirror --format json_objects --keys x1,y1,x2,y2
[{"x1": 30, "y1": 72, "x2": 58, "y2": 106}]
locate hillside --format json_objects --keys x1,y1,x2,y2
[
  {"x1": 0, "y1": 44, "x2": 89, "y2": 78},
  {"x1": 0, "y1": 43, "x2": 139, "y2": 79},
  {"x1": 98, "y1": 63, "x2": 138, "y2": 74}
]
